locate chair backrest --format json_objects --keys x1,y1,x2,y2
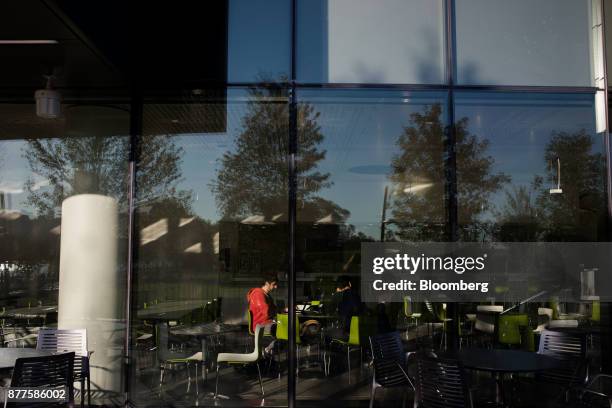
[
  {"x1": 11, "y1": 352, "x2": 75, "y2": 406},
  {"x1": 275, "y1": 314, "x2": 300, "y2": 344},
  {"x1": 348, "y1": 316, "x2": 359, "y2": 346},
  {"x1": 476, "y1": 305, "x2": 503, "y2": 313},
  {"x1": 403, "y1": 296, "x2": 413, "y2": 318},
  {"x1": 37, "y1": 329, "x2": 87, "y2": 357},
  {"x1": 252, "y1": 324, "x2": 265, "y2": 359},
  {"x1": 414, "y1": 354, "x2": 472, "y2": 408},
  {"x1": 474, "y1": 311, "x2": 497, "y2": 334},
  {"x1": 369, "y1": 331, "x2": 411, "y2": 388},
  {"x1": 537, "y1": 330, "x2": 588, "y2": 386},
  {"x1": 498, "y1": 314, "x2": 528, "y2": 345},
  {"x1": 591, "y1": 301, "x2": 601, "y2": 322}
]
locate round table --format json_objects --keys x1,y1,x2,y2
[
  {"x1": 445, "y1": 349, "x2": 567, "y2": 407},
  {"x1": 0, "y1": 349, "x2": 56, "y2": 370}
]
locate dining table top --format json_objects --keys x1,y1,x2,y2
[
  {"x1": 0, "y1": 348, "x2": 56, "y2": 370},
  {"x1": 3, "y1": 306, "x2": 57, "y2": 319},
  {"x1": 444, "y1": 348, "x2": 567, "y2": 373}
]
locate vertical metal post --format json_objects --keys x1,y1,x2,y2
[
  {"x1": 380, "y1": 186, "x2": 389, "y2": 242},
  {"x1": 597, "y1": 0, "x2": 612, "y2": 373},
  {"x1": 288, "y1": 1, "x2": 298, "y2": 406},
  {"x1": 124, "y1": 88, "x2": 142, "y2": 406},
  {"x1": 444, "y1": 0, "x2": 459, "y2": 350}
]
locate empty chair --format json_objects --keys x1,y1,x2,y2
[
  {"x1": 368, "y1": 331, "x2": 413, "y2": 408},
  {"x1": 275, "y1": 313, "x2": 304, "y2": 377},
  {"x1": 326, "y1": 316, "x2": 361, "y2": 383},
  {"x1": 6, "y1": 352, "x2": 75, "y2": 408},
  {"x1": 37, "y1": 329, "x2": 91, "y2": 408},
  {"x1": 474, "y1": 305, "x2": 502, "y2": 347},
  {"x1": 498, "y1": 314, "x2": 529, "y2": 347},
  {"x1": 157, "y1": 323, "x2": 204, "y2": 397},
  {"x1": 215, "y1": 323, "x2": 265, "y2": 398},
  {"x1": 403, "y1": 296, "x2": 421, "y2": 333},
  {"x1": 414, "y1": 354, "x2": 472, "y2": 408},
  {"x1": 537, "y1": 330, "x2": 588, "y2": 399},
  {"x1": 423, "y1": 302, "x2": 451, "y2": 349}
]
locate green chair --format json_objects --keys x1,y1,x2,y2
[
  {"x1": 403, "y1": 296, "x2": 421, "y2": 336},
  {"x1": 327, "y1": 316, "x2": 361, "y2": 383},
  {"x1": 498, "y1": 314, "x2": 529, "y2": 347},
  {"x1": 424, "y1": 302, "x2": 451, "y2": 349},
  {"x1": 590, "y1": 301, "x2": 601, "y2": 323},
  {"x1": 275, "y1": 313, "x2": 303, "y2": 376}
]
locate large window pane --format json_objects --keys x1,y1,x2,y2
[
  {"x1": 131, "y1": 88, "x2": 288, "y2": 405},
  {"x1": 297, "y1": 0, "x2": 445, "y2": 84},
  {"x1": 228, "y1": 0, "x2": 291, "y2": 82},
  {"x1": 455, "y1": 92, "x2": 607, "y2": 242},
  {"x1": 0, "y1": 103, "x2": 129, "y2": 405},
  {"x1": 456, "y1": 0, "x2": 596, "y2": 86},
  {"x1": 295, "y1": 89, "x2": 448, "y2": 393}
]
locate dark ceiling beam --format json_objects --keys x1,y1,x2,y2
[{"x1": 41, "y1": 0, "x2": 124, "y2": 78}]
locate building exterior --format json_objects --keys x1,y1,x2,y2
[{"x1": 1, "y1": 0, "x2": 612, "y2": 407}]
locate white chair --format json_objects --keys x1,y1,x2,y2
[
  {"x1": 215, "y1": 323, "x2": 265, "y2": 398},
  {"x1": 36, "y1": 328, "x2": 91, "y2": 408}
]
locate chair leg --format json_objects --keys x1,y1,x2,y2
[
  {"x1": 186, "y1": 363, "x2": 191, "y2": 393},
  {"x1": 80, "y1": 379, "x2": 85, "y2": 408},
  {"x1": 86, "y1": 375, "x2": 91, "y2": 407},
  {"x1": 296, "y1": 345, "x2": 300, "y2": 377},
  {"x1": 194, "y1": 363, "x2": 199, "y2": 398},
  {"x1": 347, "y1": 347, "x2": 351, "y2": 384},
  {"x1": 214, "y1": 364, "x2": 220, "y2": 399},
  {"x1": 369, "y1": 379, "x2": 377, "y2": 408},
  {"x1": 256, "y1": 361, "x2": 265, "y2": 397}
]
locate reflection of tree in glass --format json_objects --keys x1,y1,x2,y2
[
  {"x1": 212, "y1": 83, "x2": 349, "y2": 222},
  {"x1": 388, "y1": 104, "x2": 509, "y2": 241},
  {"x1": 534, "y1": 131, "x2": 606, "y2": 241},
  {"x1": 495, "y1": 131, "x2": 605, "y2": 242},
  {"x1": 23, "y1": 134, "x2": 191, "y2": 217},
  {"x1": 494, "y1": 183, "x2": 542, "y2": 241}
]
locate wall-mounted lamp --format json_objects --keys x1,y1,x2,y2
[{"x1": 549, "y1": 157, "x2": 563, "y2": 194}]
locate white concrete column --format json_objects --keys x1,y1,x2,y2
[{"x1": 58, "y1": 194, "x2": 123, "y2": 396}]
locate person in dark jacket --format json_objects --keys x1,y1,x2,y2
[{"x1": 326, "y1": 275, "x2": 363, "y2": 340}]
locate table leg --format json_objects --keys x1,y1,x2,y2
[{"x1": 494, "y1": 372, "x2": 507, "y2": 407}]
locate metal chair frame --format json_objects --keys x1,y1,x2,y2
[
  {"x1": 6, "y1": 352, "x2": 75, "y2": 408},
  {"x1": 37, "y1": 329, "x2": 90, "y2": 408}
]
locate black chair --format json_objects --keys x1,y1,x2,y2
[
  {"x1": 7, "y1": 352, "x2": 75, "y2": 407},
  {"x1": 536, "y1": 329, "x2": 589, "y2": 400},
  {"x1": 414, "y1": 354, "x2": 472, "y2": 408},
  {"x1": 368, "y1": 332, "x2": 413, "y2": 408}
]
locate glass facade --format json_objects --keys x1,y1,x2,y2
[{"x1": 2, "y1": 0, "x2": 612, "y2": 407}]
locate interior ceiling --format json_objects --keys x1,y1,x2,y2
[{"x1": 0, "y1": 1, "x2": 228, "y2": 90}]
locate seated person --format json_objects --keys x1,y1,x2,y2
[
  {"x1": 247, "y1": 271, "x2": 278, "y2": 354},
  {"x1": 326, "y1": 275, "x2": 363, "y2": 341}
]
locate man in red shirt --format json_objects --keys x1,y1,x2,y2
[{"x1": 247, "y1": 272, "x2": 279, "y2": 354}]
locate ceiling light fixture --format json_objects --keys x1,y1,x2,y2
[
  {"x1": 0, "y1": 40, "x2": 58, "y2": 45},
  {"x1": 35, "y1": 75, "x2": 61, "y2": 119}
]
